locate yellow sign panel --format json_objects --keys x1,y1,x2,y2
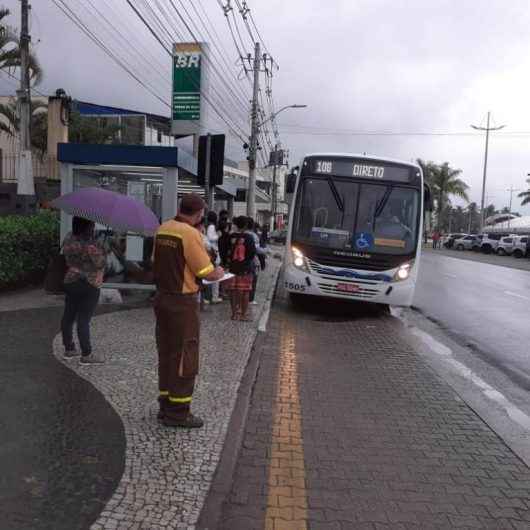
[
  {"x1": 374, "y1": 238, "x2": 406, "y2": 248},
  {"x1": 173, "y1": 42, "x2": 201, "y2": 54}
]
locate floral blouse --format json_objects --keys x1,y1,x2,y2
[{"x1": 63, "y1": 233, "x2": 106, "y2": 288}]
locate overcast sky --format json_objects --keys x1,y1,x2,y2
[{"x1": 2, "y1": 0, "x2": 530, "y2": 213}]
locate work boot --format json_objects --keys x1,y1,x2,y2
[{"x1": 162, "y1": 413, "x2": 204, "y2": 429}]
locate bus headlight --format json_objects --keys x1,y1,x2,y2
[
  {"x1": 393, "y1": 261, "x2": 413, "y2": 282},
  {"x1": 291, "y1": 246, "x2": 308, "y2": 271}
]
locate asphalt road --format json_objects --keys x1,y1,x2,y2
[
  {"x1": 0, "y1": 304, "x2": 126, "y2": 530},
  {"x1": 415, "y1": 251, "x2": 530, "y2": 391}
]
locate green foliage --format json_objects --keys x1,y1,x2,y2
[
  {"x1": 68, "y1": 109, "x2": 123, "y2": 144},
  {"x1": 518, "y1": 178, "x2": 530, "y2": 206},
  {"x1": 0, "y1": 7, "x2": 42, "y2": 84},
  {"x1": 417, "y1": 159, "x2": 470, "y2": 230},
  {"x1": 0, "y1": 211, "x2": 59, "y2": 288}
]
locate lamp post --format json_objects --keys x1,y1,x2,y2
[
  {"x1": 247, "y1": 104, "x2": 307, "y2": 218},
  {"x1": 471, "y1": 112, "x2": 506, "y2": 230}
]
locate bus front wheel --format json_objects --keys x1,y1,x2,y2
[{"x1": 289, "y1": 292, "x2": 304, "y2": 308}]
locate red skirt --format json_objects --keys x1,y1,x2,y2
[{"x1": 226, "y1": 273, "x2": 253, "y2": 292}]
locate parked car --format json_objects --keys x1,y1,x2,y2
[
  {"x1": 471, "y1": 234, "x2": 484, "y2": 251},
  {"x1": 443, "y1": 233, "x2": 468, "y2": 249},
  {"x1": 480, "y1": 233, "x2": 505, "y2": 254},
  {"x1": 454, "y1": 235, "x2": 481, "y2": 251},
  {"x1": 496, "y1": 236, "x2": 516, "y2": 255},
  {"x1": 512, "y1": 235, "x2": 529, "y2": 258}
]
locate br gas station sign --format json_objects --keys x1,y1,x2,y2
[{"x1": 172, "y1": 43, "x2": 201, "y2": 122}]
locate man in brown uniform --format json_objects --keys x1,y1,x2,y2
[{"x1": 152, "y1": 194, "x2": 224, "y2": 428}]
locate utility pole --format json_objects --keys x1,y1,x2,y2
[
  {"x1": 247, "y1": 41, "x2": 260, "y2": 219},
  {"x1": 471, "y1": 112, "x2": 506, "y2": 230},
  {"x1": 507, "y1": 185, "x2": 520, "y2": 214},
  {"x1": 16, "y1": 0, "x2": 35, "y2": 207},
  {"x1": 203, "y1": 133, "x2": 213, "y2": 208},
  {"x1": 271, "y1": 143, "x2": 278, "y2": 230}
]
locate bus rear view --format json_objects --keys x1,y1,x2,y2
[{"x1": 284, "y1": 154, "x2": 425, "y2": 307}]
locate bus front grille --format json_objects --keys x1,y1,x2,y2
[
  {"x1": 306, "y1": 253, "x2": 393, "y2": 272},
  {"x1": 306, "y1": 258, "x2": 392, "y2": 284}
]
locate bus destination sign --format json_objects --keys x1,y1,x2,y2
[{"x1": 310, "y1": 158, "x2": 414, "y2": 183}]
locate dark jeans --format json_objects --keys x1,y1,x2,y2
[
  {"x1": 61, "y1": 280, "x2": 100, "y2": 355},
  {"x1": 250, "y1": 272, "x2": 258, "y2": 302}
]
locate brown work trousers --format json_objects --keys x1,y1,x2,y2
[{"x1": 154, "y1": 292, "x2": 200, "y2": 420}]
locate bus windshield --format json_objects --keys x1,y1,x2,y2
[{"x1": 294, "y1": 177, "x2": 420, "y2": 255}]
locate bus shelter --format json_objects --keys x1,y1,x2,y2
[{"x1": 57, "y1": 143, "x2": 190, "y2": 262}]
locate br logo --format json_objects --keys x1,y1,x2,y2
[{"x1": 174, "y1": 53, "x2": 200, "y2": 69}]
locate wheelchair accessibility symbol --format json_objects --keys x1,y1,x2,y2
[{"x1": 354, "y1": 232, "x2": 374, "y2": 251}]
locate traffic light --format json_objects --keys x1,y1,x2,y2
[{"x1": 197, "y1": 134, "x2": 225, "y2": 186}]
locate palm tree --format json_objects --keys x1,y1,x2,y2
[
  {"x1": 0, "y1": 97, "x2": 47, "y2": 153},
  {"x1": 466, "y1": 202, "x2": 479, "y2": 233},
  {"x1": 0, "y1": 7, "x2": 43, "y2": 84},
  {"x1": 416, "y1": 158, "x2": 436, "y2": 189},
  {"x1": 416, "y1": 158, "x2": 437, "y2": 232},
  {"x1": 430, "y1": 162, "x2": 469, "y2": 230},
  {"x1": 518, "y1": 178, "x2": 530, "y2": 206}
]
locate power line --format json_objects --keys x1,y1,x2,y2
[
  {"x1": 143, "y1": 0, "x2": 250, "y2": 133},
  {"x1": 125, "y1": 0, "x2": 249, "y2": 143},
  {"x1": 165, "y1": 0, "x2": 251, "y2": 119},
  {"x1": 83, "y1": 0, "x2": 170, "y2": 90},
  {"x1": 52, "y1": 0, "x2": 170, "y2": 108},
  {"x1": 190, "y1": 0, "x2": 253, "y2": 100}
]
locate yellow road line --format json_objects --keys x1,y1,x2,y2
[{"x1": 265, "y1": 327, "x2": 308, "y2": 530}]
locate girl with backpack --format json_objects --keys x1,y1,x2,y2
[{"x1": 226, "y1": 216, "x2": 256, "y2": 321}]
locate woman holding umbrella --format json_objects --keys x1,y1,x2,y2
[
  {"x1": 52, "y1": 186, "x2": 161, "y2": 362},
  {"x1": 61, "y1": 216, "x2": 106, "y2": 363}
]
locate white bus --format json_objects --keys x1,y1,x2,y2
[{"x1": 284, "y1": 153, "x2": 431, "y2": 307}]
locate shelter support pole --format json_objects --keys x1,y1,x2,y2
[
  {"x1": 162, "y1": 167, "x2": 179, "y2": 221},
  {"x1": 59, "y1": 162, "x2": 73, "y2": 243}
]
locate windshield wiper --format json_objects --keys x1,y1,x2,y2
[
  {"x1": 374, "y1": 186, "x2": 392, "y2": 219},
  {"x1": 327, "y1": 177, "x2": 344, "y2": 211}
]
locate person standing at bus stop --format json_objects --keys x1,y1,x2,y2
[{"x1": 152, "y1": 194, "x2": 224, "y2": 428}]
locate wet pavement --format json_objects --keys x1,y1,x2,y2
[
  {"x1": 0, "y1": 304, "x2": 125, "y2": 530},
  {"x1": 50, "y1": 260, "x2": 281, "y2": 530},
  {"x1": 415, "y1": 252, "x2": 530, "y2": 392},
  {"x1": 422, "y1": 247, "x2": 530, "y2": 273},
  {"x1": 214, "y1": 288, "x2": 530, "y2": 530}
]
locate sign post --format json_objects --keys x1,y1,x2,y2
[{"x1": 171, "y1": 43, "x2": 202, "y2": 134}]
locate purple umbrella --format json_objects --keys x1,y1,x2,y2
[{"x1": 51, "y1": 187, "x2": 159, "y2": 236}]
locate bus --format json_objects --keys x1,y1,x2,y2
[{"x1": 284, "y1": 153, "x2": 431, "y2": 307}]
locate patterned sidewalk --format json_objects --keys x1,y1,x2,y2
[
  {"x1": 52, "y1": 259, "x2": 281, "y2": 530},
  {"x1": 219, "y1": 290, "x2": 530, "y2": 530}
]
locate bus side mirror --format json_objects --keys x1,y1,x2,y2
[
  {"x1": 424, "y1": 183, "x2": 433, "y2": 211},
  {"x1": 286, "y1": 173, "x2": 296, "y2": 195}
]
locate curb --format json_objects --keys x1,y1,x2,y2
[{"x1": 196, "y1": 261, "x2": 282, "y2": 530}]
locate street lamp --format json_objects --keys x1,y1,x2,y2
[
  {"x1": 470, "y1": 111, "x2": 506, "y2": 230},
  {"x1": 247, "y1": 104, "x2": 307, "y2": 218}
]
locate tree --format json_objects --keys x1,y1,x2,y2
[
  {"x1": 0, "y1": 96, "x2": 47, "y2": 153},
  {"x1": 466, "y1": 202, "x2": 480, "y2": 233},
  {"x1": 430, "y1": 162, "x2": 469, "y2": 230},
  {"x1": 484, "y1": 204, "x2": 497, "y2": 220},
  {"x1": 0, "y1": 7, "x2": 43, "y2": 85},
  {"x1": 68, "y1": 110, "x2": 122, "y2": 144},
  {"x1": 518, "y1": 178, "x2": 530, "y2": 206},
  {"x1": 416, "y1": 158, "x2": 436, "y2": 232},
  {"x1": 416, "y1": 158, "x2": 436, "y2": 190}
]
